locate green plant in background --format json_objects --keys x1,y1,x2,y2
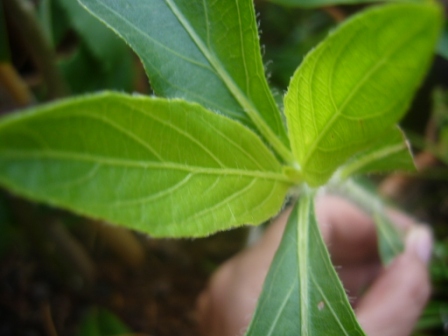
[{"x1": 0, "y1": 0, "x2": 444, "y2": 334}]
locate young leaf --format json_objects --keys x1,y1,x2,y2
[
  {"x1": 285, "y1": 3, "x2": 443, "y2": 187},
  {"x1": 340, "y1": 126, "x2": 415, "y2": 179},
  {"x1": 0, "y1": 93, "x2": 293, "y2": 237},
  {"x1": 77, "y1": 0, "x2": 292, "y2": 162},
  {"x1": 246, "y1": 194, "x2": 365, "y2": 335}
]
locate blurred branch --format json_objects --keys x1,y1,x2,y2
[
  {"x1": 3, "y1": 0, "x2": 67, "y2": 99},
  {"x1": 91, "y1": 221, "x2": 146, "y2": 269},
  {"x1": 47, "y1": 220, "x2": 96, "y2": 283},
  {"x1": 0, "y1": 63, "x2": 34, "y2": 106},
  {"x1": 322, "y1": 6, "x2": 345, "y2": 23}
]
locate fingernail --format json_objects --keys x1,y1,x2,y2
[{"x1": 405, "y1": 225, "x2": 433, "y2": 264}]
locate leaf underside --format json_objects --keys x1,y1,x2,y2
[
  {"x1": 246, "y1": 195, "x2": 365, "y2": 335},
  {"x1": 0, "y1": 93, "x2": 292, "y2": 237},
  {"x1": 285, "y1": 3, "x2": 442, "y2": 187},
  {"x1": 77, "y1": 0, "x2": 290, "y2": 156}
]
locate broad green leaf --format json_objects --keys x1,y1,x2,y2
[
  {"x1": 246, "y1": 195, "x2": 365, "y2": 335},
  {"x1": 78, "y1": 0, "x2": 292, "y2": 162},
  {"x1": 265, "y1": 0, "x2": 384, "y2": 8},
  {"x1": 285, "y1": 3, "x2": 442, "y2": 187},
  {"x1": 340, "y1": 126, "x2": 415, "y2": 178},
  {"x1": 373, "y1": 212, "x2": 404, "y2": 265},
  {"x1": 0, "y1": 92, "x2": 293, "y2": 237}
]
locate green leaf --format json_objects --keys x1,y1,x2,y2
[
  {"x1": 0, "y1": 92, "x2": 293, "y2": 237},
  {"x1": 246, "y1": 194, "x2": 365, "y2": 335},
  {"x1": 373, "y1": 212, "x2": 404, "y2": 265},
  {"x1": 340, "y1": 126, "x2": 415, "y2": 178},
  {"x1": 77, "y1": 0, "x2": 292, "y2": 162},
  {"x1": 76, "y1": 307, "x2": 131, "y2": 336},
  {"x1": 265, "y1": 0, "x2": 385, "y2": 8},
  {"x1": 284, "y1": 3, "x2": 442, "y2": 187}
]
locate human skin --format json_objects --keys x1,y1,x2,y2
[{"x1": 197, "y1": 195, "x2": 432, "y2": 336}]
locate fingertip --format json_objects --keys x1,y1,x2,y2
[
  {"x1": 356, "y1": 253, "x2": 431, "y2": 336},
  {"x1": 405, "y1": 224, "x2": 433, "y2": 265}
]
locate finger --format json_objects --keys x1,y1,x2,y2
[
  {"x1": 355, "y1": 226, "x2": 432, "y2": 336},
  {"x1": 315, "y1": 195, "x2": 379, "y2": 264}
]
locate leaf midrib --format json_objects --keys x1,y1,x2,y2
[
  {"x1": 0, "y1": 149, "x2": 293, "y2": 183},
  {"x1": 342, "y1": 142, "x2": 407, "y2": 177},
  {"x1": 163, "y1": 0, "x2": 292, "y2": 162},
  {"x1": 297, "y1": 197, "x2": 310, "y2": 334}
]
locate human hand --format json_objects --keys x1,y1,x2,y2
[{"x1": 196, "y1": 195, "x2": 433, "y2": 336}]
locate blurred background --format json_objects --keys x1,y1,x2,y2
[{"x1": 0, "y1": 0, "x2": 447, "y2": 334}]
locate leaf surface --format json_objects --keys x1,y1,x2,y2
[
  {"x1": 285, "y1": 3, "x2": 442, "y2": 186},
  {"x1": 0, "y1": 93, "x2": 293, "y2": 237},
  {"x1": 77, "y1": 0, "x2": 291, "y2": 161},
  {"x1": 246, "y1": 195, "x2": 365, "y2": 335},
  {"x1": 340, "y1": 126, "x2": 415, "y2": 178}
]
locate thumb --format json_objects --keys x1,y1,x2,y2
[{"x1": 355, "y1": 225, "x2": 433, "y2": 336}]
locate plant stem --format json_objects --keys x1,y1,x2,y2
[
  {"x1": 3, "y1": 0, "x2": 67, "y2": 99},
  {"x1": 322, "y1": 6, "x2": 346, "y2": 23},
  {"x1": 327, "y1": 176, "x2": 385, "y2": 216},
  {"x1": 0, "y1": 63, "x2": 34, "y2": 106},
  {"x1": 90, "y1": 221, "x2": 146, "y2": 269}
]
